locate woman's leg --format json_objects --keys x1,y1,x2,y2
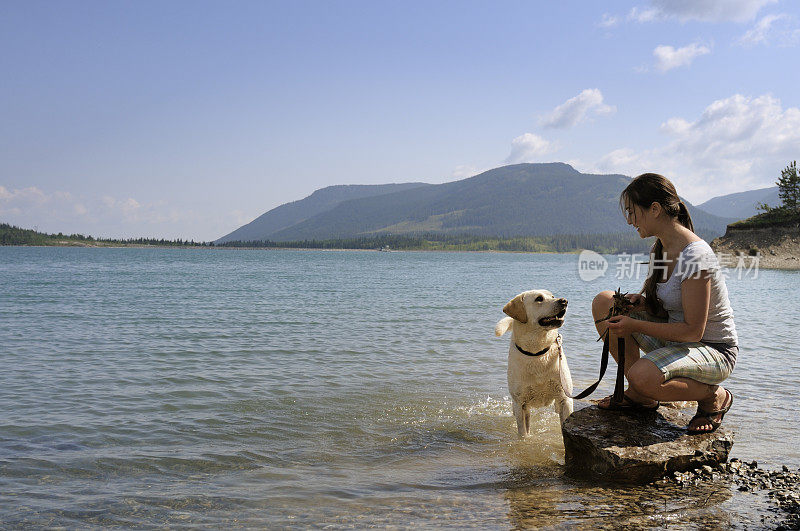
[
  {"x1": 627, "y1": 357, "x2": 732, "y2": 432},
  {"x1": 591, "y1": 290, "x2": 655, "y2": 406}
]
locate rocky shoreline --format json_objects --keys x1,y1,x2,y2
[
  {"x1": 657, "y1": 458, "x2": 800, "y2": 530},
  {"x1": 711, "y1": 223, "x2": 800, "y2": 270}
]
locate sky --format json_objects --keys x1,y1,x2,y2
[{"x1": 2, "y1": 0, "x2": 799, "y2": 241}]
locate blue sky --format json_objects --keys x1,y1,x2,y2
[{"x1": 2, "y1": 0, "x2": 799, "y2": 240}]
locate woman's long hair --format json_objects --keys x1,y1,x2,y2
[{"x1": 620, "y1": 173, "x2": 694, "y2": 317}]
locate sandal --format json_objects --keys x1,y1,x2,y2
[
  {"x1": 597, "y1": 393, "x2": 660, "y2": 411},
  {"x1": 687, "y1": 389, "x2": 733, "y2": 435}
]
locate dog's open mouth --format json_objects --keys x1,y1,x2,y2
[{"x1": 538, "y1": 308, "x2": 566, "y2": 327}]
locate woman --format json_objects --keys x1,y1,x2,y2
[{"x1": 593, "y1": 173, "x2": 738, "y2": 434}]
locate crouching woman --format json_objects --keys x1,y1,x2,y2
[{"x1": 593, "y1": 173, "x2": 738, "y2": 434}]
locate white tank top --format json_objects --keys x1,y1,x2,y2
[{"x1": 654, "y1": 240, "x2": 738, "y2": 346}]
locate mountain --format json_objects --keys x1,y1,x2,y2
[
  {"x1": 217, "y1": 163, "x2": 737, "y2": 243},
  {"x1": 697, "y1": 186, "x2": 779, "y2": 220},
  {"x1": 216, "y1": 182, "x2": 430, "y2": 243}
]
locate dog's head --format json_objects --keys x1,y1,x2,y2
[{"x1": 502, "y1": 289, "x2": 568, "y2": 330}]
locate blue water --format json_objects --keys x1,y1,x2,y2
[{"x1": 1, "y1": 247, "x2": 798, "y2": 527}]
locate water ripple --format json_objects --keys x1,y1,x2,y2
[{"x1": 0, "y1": 247, "x2": 797, "y2": 527}]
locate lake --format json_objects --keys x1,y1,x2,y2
[{"x1": 1, "y1": 247, "x2": 798, "y2": 527}]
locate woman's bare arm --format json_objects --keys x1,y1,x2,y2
[
  {"x1": 609, "y1": 271, "x2": 711, "y2": 342},
  {"x1": 628, "y1": 271, "x2": 711, "y2": 343}
]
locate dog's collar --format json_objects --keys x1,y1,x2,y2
[
  {"x1": 514, "y1": 334, "x2": 561, "y2": 357},
  {"x1": 514, "y1": 342, "x2": 551, "y2": 357}
]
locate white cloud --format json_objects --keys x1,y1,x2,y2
[
  {"x1": 739, "y1": 13, "x2": 800, "y2": 46},
  {"x1": 505, "y1": 133, "x2": 555, "y2": 164},
  {"x1": 228, "y1": 209, "x2": 254, "y2": 226},
  {"x1": 121, "y1": 198, "x2": 141, "y2": 216},
  {"x1": 660, "y1": 117, "x2": 692, "y2": 135},
  {"x1": 0, "y1": 186, "x2": 212, "y2": 240},
  {"x1": 653, "y1": 43, "x2": 711, "y2": 72},
  {"x1": 0, "y1": 185, "x2": 48, "y2": 206},
  {"x1": 450, "y1": 164, "x2": 484, "y2": 180},
  {"x1": 539, "y1": 89, "x2": 616, "y2": 129},
  {"x1": 598, "y1": 13, "x2": 620, "y2": 28},
  {"x1": 628, "y1": 6, "x2": 660, "y2": 23},
  {"x1": 597, "y1": 148, "x2": 646, "y2": 172},
  {"x1": 629, "y1": 0, "x2": 775, "y2": 23},
  {"x1": 594, "y1": 93, "x2": 800, "y2": 202},
  {"x1": 740, "y1": 13, "x2": 785, "y2": 44}
]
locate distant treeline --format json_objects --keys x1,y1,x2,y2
[
  {"x1": 3, "y1": 222, "x2": 726, "y2": 254},
  {"x1": 732, "y1": 161, "x2": 800, "y2": 229},
  {"x1": 729, "y1": 206, "x2": 800, "y2": 230},
  {"x1": 215, "y1": 232, "x2": 662, "y2": 254},
  {"x1": 0, "y1": 223, "x2": 212, "y2": 247}
]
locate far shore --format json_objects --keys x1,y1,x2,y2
[
  {"x1": 5, "y1": 242, "x2": 800, "y2": 269},
  {"x1": 2, "y1": 242, "x2": 580, "y2": 254},
  {"x1": 711, "y1": 224, "x2": 800, "y2": 270}
]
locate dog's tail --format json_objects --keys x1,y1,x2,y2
[{"x1": 495, "y1": 317, "x2": 513, "y2": 336}]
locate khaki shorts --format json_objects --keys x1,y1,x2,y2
[{"x1": 629, "y1": 310, "x2": 733, "y2": 385}]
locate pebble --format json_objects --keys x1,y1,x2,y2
[{"x1": 667, "y1": 457, "x2": 800, "y2": 530}]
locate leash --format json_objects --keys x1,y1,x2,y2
[
  {"x1": 557, "y1": 332, "x2": 610, "y2": 400},
  {"x1": 558, "y1": 288, "x2": 633, "y2": 402}
]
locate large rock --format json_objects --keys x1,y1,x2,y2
[{"x1": 562, "y1": 404, "x2": 733, "y2": 484}]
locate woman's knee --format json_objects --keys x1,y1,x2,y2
[
  {"x1": 592, "y1": 290, "x2": 615, "y2": 317},
  {"x1": 628, "y1": 359, "x2": 663, "y2": 395}
]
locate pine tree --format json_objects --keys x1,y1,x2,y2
[{"x1": 777, "y1": 160, "x2": 800, "y2": 210}]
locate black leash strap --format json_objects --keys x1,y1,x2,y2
[
  {"x1": 568, "y1": 330, "x2": 611, "y2": 400},
  {"x1": 558, "y1": 288, "x2": 634, "y2": 401},
  {"x1": 613, "y1": 335, "x2": 625, "y2": 404}
]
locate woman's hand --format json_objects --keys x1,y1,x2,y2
[
  {"x1": 607, "y1": 315, "x2": 640, "y2": 337},
  {"x1": 625, "y1": 293, "x2": 645, "y2": 310}
]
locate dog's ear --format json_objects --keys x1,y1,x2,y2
[{"x1": 503, "y1": 295, "x2": 528, "y2": 323}]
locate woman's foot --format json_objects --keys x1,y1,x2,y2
[
  {"x1": 598, "y1": 391, "x2": 659, "y2": 411},
  {"x1": 688, "y1": 388, "x2": 733, "y2": 434}
]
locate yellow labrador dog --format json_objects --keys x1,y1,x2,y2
[{"x1": 495, "y1": 289, "x2": 573, "y2": 437}]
